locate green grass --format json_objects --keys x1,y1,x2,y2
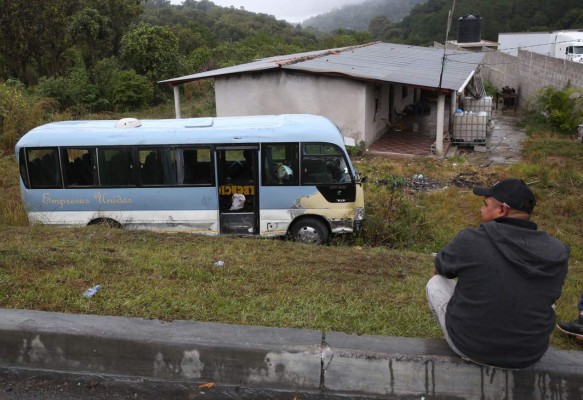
[
  {"x1": 0, "y1": 225, "x2": 441, "y2": 338},
  {"x1": 1, "y1": 131, "x2": 582, "y2": 351}
]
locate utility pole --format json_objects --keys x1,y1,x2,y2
[{"x1": 438, "y1": 0, "x2": 456, "y2": 89}]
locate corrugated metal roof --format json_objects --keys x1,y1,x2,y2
[{"x1": 159, "y1": 42, "x2": 484, "y2": 92}]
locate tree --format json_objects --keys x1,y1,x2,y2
[
  {"x1": 0, "y1": 0, "x2": 79, "y2": 82},
  {"x1": 68, "y1": 8, "x2": 113, "y2": 68},
  {"x1": 369, "y1": 16, "x2": 391, "y2": 39},
  {"x1": 0, "y1": 1, "x2": 37, "y2": 81},
  {"x1": 171, "y1": 23, "x2": 216, "y2": 56},
  {"x1": 36, "y1": 1, "x2": 80, "y2": 76},
  {"x1": 119, "y1": 24, "x2": 180, "y2": 82},
  {"x1": 83, "y1": 0, "x2": 144, "y2": 56}
]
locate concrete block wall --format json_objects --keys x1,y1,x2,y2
[
  {"x1": 481, "y1": 50, "x2": 521, "y2": 92},
  {"x1": 482, "y1": 49, "x2": 583, "y2": 109}
]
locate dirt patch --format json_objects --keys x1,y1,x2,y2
[
  {"x1": 545, "y1": 156, "x2": 569, "y2": 166},
  {"x1": 450, "y1": 172, "x2": 488, "y2": 188},
  {"x1": 456, "y1": 148, "x2": 492, "y2": 167},
  {"x1": 371, "y1": 171, "x2": 501, "y2": 192}
]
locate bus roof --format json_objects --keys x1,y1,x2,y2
[{"x1": 15, "y1": 114, "x2": 347, "y2": 149}]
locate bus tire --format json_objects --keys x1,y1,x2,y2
[
  {"x1": 289, "y1": 217, "x2": 329, "y2": 245},
  {"x1": 88, "y1": 218, "x2": 122, "y2": 229}
]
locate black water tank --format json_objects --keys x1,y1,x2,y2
[{"x1": 457, "y1": 14, "x2": 481, "y2": 43}]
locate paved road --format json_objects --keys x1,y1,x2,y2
[{"x1": 0, "y1": 368, "x2": 401, "y2": 400}]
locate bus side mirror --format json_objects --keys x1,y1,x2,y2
[{"x1": 359, "y1": 176, "x2": 368, "y2": 183}]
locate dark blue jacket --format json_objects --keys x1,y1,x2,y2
[{"x1": 435, "y1": 217, "x2": 569, "y2": 368}]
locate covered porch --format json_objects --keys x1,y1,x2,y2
[{"x1": 368, "y1": 99, "x2": 452, "y2": 156}]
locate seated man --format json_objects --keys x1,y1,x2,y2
[{"x1": 426, "y1": 178, "x2": 569, "y2": 368}]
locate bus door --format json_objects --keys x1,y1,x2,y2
[{"x1": 216, "y1": 146, "x2": 259, "y2": 235}]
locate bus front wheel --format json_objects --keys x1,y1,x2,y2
[{"x1": 289, "y1": 217, "x2": 329, "y2": 245}]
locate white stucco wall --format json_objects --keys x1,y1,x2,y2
[
  {"x1": 215, "y1": 71, "x2": 371, "y2": 144},
  {"x1": 393, "y1": 84, "x2": 416, "y2": 114},
  {"x1": 365, "y1": 83, "x2": 390, "y2": 145}
]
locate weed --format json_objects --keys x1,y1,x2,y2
[
  {"x1": 447, "y1": 155, "x2": 465, "y2": 164},
  {"x1": 0, "y1": 154, "x2": 27, "y2": 226}
]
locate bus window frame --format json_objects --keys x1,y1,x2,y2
[
  {"x1": 25, "y1": 147, "x2": 63, "y2": 189},
  {"x1": 60, "y1": 147, "x2": 98, "y2": 188}
]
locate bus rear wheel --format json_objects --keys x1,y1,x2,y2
[
  {"x1": 289, "y1": 217, "x2": 329, "y2": 245},
  {"x1": 88, "y1": 218, "x2": 122, "y2": 229}
]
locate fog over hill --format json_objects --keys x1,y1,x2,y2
[{"x1": 302, "y1": 0, "x2": 426, "y2": 33}]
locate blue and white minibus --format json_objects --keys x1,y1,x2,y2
[{"x1": 15, "y1": 114, "x2": 365, "y2": 244}]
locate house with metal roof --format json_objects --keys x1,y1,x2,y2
[{"x1": 159, "y1": 42, "x2": 485, "y2": 155}]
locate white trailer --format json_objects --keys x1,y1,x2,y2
[{"x1": 498, "y1": 30, "x2": 583, "y2": 63}]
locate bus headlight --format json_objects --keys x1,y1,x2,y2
[{"x1": 354, "y1": 207, "x2": 365, "y2": 221}]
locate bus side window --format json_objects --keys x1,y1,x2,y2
[
  {"x1": 62, "y1": 148, "x2": 95, "y2": 187},
  {"x1": 27, "y1": 148, "x2": 62, "y2": 188},
  {"x1": 182, "y1": 148, "x2": 212, "y2": 185},
  {"x1": 139, "y1": 149, "x2": 164, "y2": 185},
  {"x1": 261, "y1": 143, "x2": 298, "y2": 185},
  {"x1": 99, "y1": 148, "x2": 135, "y2": 186}
]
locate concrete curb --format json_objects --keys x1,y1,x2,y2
[{"x1": 0, "y1": 308, "x2": 582, "y2": 399}]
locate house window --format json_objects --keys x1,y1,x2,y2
[{"x1": 402, "y1": 86, "x2": 409, "y2": 99}]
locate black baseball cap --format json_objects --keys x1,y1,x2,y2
[{"x1": 473, "y1": 178, "x2": 536, "y2": 213}]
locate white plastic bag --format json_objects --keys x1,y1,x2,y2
[{"x1": 229, "y1": 193, "x2": 246, "y2": 210}]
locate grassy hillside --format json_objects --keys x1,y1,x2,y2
[{"x1": 1, "y1": 131, "x2": 582, "y2": 351}]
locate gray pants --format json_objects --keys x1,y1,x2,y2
[{"x1": 425, "y1": 275, "x2": 469, "y2": 360}]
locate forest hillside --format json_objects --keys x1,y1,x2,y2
[{"x1": 370, "y1": 0, "x2": 583, "y2": 45}]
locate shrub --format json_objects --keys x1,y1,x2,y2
[
  {"x1": 525, "y1": 86, "x2": 583, "y2": 135},
  {"x1": 110, "y1": 70, "x2": 154, "y2": 112},
  {"x1": 0, "y1": 80, "x2": 58, "y2": 151},
  {"x1": 483, "y1": 81, "x2": 497, "y2": 97},
  {"x1": 362, "y1": 175, "x2": 428, "y2": 248},
  {"x1": 35, "y1": 67, "x2": 98, "y2": 112}
]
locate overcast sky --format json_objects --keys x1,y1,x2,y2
[{"x1": 171, "y1": 0, "x2": 363, "y2": 23}]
